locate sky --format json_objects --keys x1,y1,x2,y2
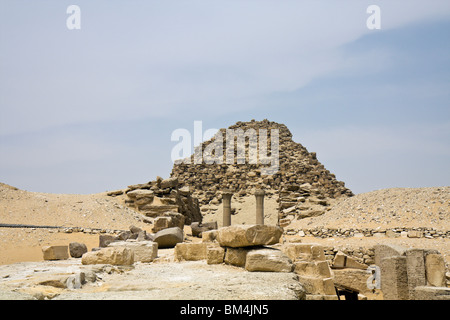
[{"x1": 0, "y1": 0, "x2": 449, "y2": 195}]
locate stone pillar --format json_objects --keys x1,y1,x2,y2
[
  {"x1": 255, "y1": 189, "x2": 265, "y2": 225},
  {"x1": 222, "y1": 189, "x2": 233, "y2": 227}
]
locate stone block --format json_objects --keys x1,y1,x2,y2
[
  {"x1": 281, "y1": 243, "x2": 325, "y2": 262},
  {"x1": 216, "y1": 224, "x2": 283, "y2": 248},
  {"x1": 99, "y1": 234, "x2": 117, "y2": 247},
  {"x1": 297, "y1": 275, "x2": 335, "y2": 295},
  {"x1": 69, "y1": 242, "x2": 88, "y2": 258},
  {"x1": 174, "y1": 242, "x2": 209, "y2": 261},
  {"x1": 42, "y1": 246, "x2": 69, "y2": 260},
  {"x1": 191, "y1": 221, "x2": 218, "y2": 237},
  {"x1": 108, "y1": 241, "x2": 158, "y2": 263},
  {"x1": 153, "y1": 227, "x2": 184, "y2": 248},
  {"x1": 425, "y1": 253, "x2": 446, "y2": 287},
  {"x1": 380, "y1": 256, "x2": 409, "y2": 300},
  {"x1": 374, "y1": 244, "x2": 407, "y2": 266},
  {"x1": 294, "y1": 261, "x2": 331, "y2": 278},
  {"x1": 333, "y1": 269, "x2": 373, "y2": 295},
  {"x1": 332, "y1": 251, "x2": 367, "y2": 270},
  {"x1": 245, "y1": 248, "x2": 293, "y2": 272},
  {"x1": 414, "y1": 286, "x2": 450, "y2": 300},
  {"x1": 202, "y1": 230, "x2": 217, "y2": 242},
  {"x1": 407, "y1": 230, "x2": 422, "y2": 238},
  {"x1": 207, "y1": 246, "x2": 225, "y2": 264},
  {"x1": 224, "y1": 247, "x2": 249, "y2": 267},
  {"x1": 405, "y1": 249, "x2": 426, "y2": 299},
  {"x1": 81, "y1": 247, "x2": 134, "y2": 266}
]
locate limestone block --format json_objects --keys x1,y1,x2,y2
[
  {"x1": 245, "y1": 248, "x2": 293, "y2": 272},
  {"x1": 202, "y1": 230, "x2": 217, "y2": 242},
  {"x1": 217, "y1": 224, "x2": 283, "y2": 248},
  {"x1": 380, "y1": 256, "x2": 409, "y2": 300},
  {"x1": 294, "y1": 261, "x2": 332, "y2": 278},
  {"x1": 207, "y1": 246, "x2": 225, "y2": 264},
  {"x1": 174, "y1": 242, "x2": 209, "y2": 261},
  {"x1": 332, "y1": 269, "x2": 375, "y2": 295},
  {"x1": 414, "y1": 286, "x2": 450, "y2": 300},
  {"x1": 81, "y1": 247, "x2": 134, "y2": 266},
  {"x1": 332, "y1": 251, "x2": 367, "y2": 270},
  {"x1": 281, "y1": 243, "x2": 325, "y2": 262},
  {"x1": 108, "y1": 241, "x2": 158, "y2": 263},
  {"x1": 425, "y1": 253, "x2": 446, "y2": 287},
  {"x1": 374, "y1": 244, "x2": 407, "y2": 267},
  {"x1": 191, "y1": 221, "x2": 218, "y2": 237},
  {"x1": 153, "y1": 227, "x2": 184, "y2": 248},
  {"x1": 297, "y1": 275, "x2": 336, "y2": 295},
  {"x1": 42, "y1": 246, "x2": 69, "y2": 260},
  {"x1": 224, "y1": 247, "x2": 249, "y2": 267},
  {"x1": 69, "y1": 242, "x2": 88, "y2": 258},
  {"x1": 405, "y1": 249, "x2": 426, "y2": 299},
  {"x1": 99, "y1": 235, "x2": 118, "y2": 247}
]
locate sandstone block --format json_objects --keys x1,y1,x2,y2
[
  {"x1": 153, "y1": 227, "x2": 184, "y2": 248},
  {"x1": 42, "y1": 246, "x2": 69, "y2": 260},
  {"x1": 216, "y1": 224, "x2": 283, "y2": 248},
  {"x1": 69, "y1": 242, "x2": 88, "y2": 258},
  {"x1": 81, "y1": 247, "x2": 134, "y2": 266},
  {"x1": 245, "y1": 248, "x2": 293, "y2": 272},
  {"x1": 108, "y1": 241, "x2": 158, "y2": 263}
]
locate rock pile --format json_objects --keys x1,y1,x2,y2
[
  {"x1": 109, "y1": 176, "x2": 202, "y2": 225},
  {"x1": 170, "y1": 119, "x2": 352, "y2": 224}
]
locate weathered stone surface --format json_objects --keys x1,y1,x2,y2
[
  {"x1": 160, "y1": 177, "x2": 179, "y2": 189},
  {"x1": 374, "y1": 244, "x2": 407, "y2": 267},
  {"x1": 69, "y1": 242, "x2": 88, "y2": 258},
  {"x1": 207, "y1": 246, "x2": 225, "y2": 264},
  {"x1": 425, "y1": 253, "x2": 446, "y2": 287},
  {"x1": 202, "y1": 230, "x2": 218, "y2": 242},
  {"x1": 224, "y1": 247, "x2": 249, "y2": 267},
  {"x1": 152, "y1": 211, "x2": 185, "y2": 233},
  {"x1": 108, "y1": 241, "x2": 158, "y2": 263},
  {"x1": 281, "y1": 243, "x2": 325, "y2": 262},
  {"x1": 380, "y1": 256, "x2": 409, "y2": 300},
  {"x1": 333, "y1": 269, "x2": 374, "y2": 295},
  {"x1": 216, "y1": 224, "x2": 283, "y2": 248},
  {"x1": 191, "y1": 221, "x2": 218, "y2": 237},
  {"x1": 294, "y1": 261, "x2": 331, "y2": 278},
  {"x1": 296, "y1": 275, "x2": 336, "y2": 295},
  {"x1": 42, "y1": 246, "x2": 69, "y2": 261},
  {"x1": 174, "y1": 243, "x2": 209, "y2": 261},
  {"x1": 245, "y1": 248, "x2": 293, "y2": 272},
  {"x1": 414, "y1": 286, "x2": 450, "y2": 300},
  {"x1": 405, "y1": 249, "x2": 426, "y2": 299},
  {"x1": 332, "y1": 251, "x2": 367, "y2": 270},
  {"x1": 81, "y1": 247, "x2": 134, "y2": 266},
  {"x1": 153, "y1": 227, "x2": 184, "y2": 248}
]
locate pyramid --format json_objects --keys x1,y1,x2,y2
[{"x1": 170, "y1": 119, "x2": 352, "y2": 224}]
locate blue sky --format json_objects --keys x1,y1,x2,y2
[{"x1": 0, "y1": 1, "x2": 449, "y2": 194}]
